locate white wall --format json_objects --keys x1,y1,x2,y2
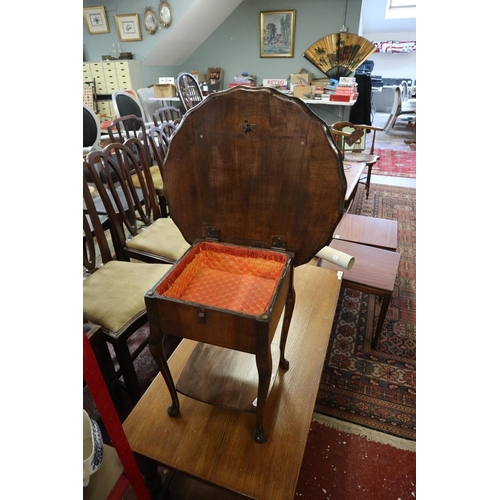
[{"x1": 363, "y1": 30, "x2": 416, "y2": 82}]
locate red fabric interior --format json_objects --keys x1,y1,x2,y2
[{"x1": 157, "y1": 242, "x2": 287, "y2": 315}]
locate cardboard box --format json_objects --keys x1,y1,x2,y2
[
  {"x1": 154, "y1": 83, "x2": 177, "y2": 98},
  {"x1": 290, "y1": 73, "x2": 313, "y2": 85},
  {"x1": 293, "y1": 85, "x2": 313, "y2": 98}
]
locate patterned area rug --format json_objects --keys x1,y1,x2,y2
[
  {"x1": 371, "y1": 149, "x2": 416, "y2": 178},
  {"x1": 315, "y1": 184, "x2": 416, "y2": 441}
]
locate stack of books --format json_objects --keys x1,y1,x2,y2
[
  {"x1": 330, "y1": 77, "x2": 358, "y2": 102},
  {"x1": 229, "y1": 74, "x2": 256, "y2": 88}
]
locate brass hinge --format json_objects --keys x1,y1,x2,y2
[
  {"x1": 271, "y1": 235, "x2": 287, "y2": 251},
  {"x1": 206, "y1": 226, "x2": 220, "y2": 241}
]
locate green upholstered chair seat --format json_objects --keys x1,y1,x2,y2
[
  {"x1": 126, "y1": 217, "x2": 190, "y2": 261},
  {"x1": 131, "y1": 164, "x2": 164, "y2": 196},
  {"x1": 83, "y1": 261, "x2": 171, "y2": 337}
]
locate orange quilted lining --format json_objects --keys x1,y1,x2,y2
[{"x1": 157, "y1": 241, "x2": 288, "y2": 316}]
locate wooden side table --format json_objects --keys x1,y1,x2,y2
[
  {"x1": 318, "y1": 239, "x2": 401, "y2": 348},
  {"x1": 123, "y1": 265, "x2": 342, "y2": 500},
  {"x1": 333, "y1": 213, "x2": 398, "y2": 251}
]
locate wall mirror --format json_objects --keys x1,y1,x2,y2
[
  {"x1": 159, "y1": 1, "x2": 172, "y2": 28},
  {"x1": 144, "y1": 7, "x2": 158, "y2": 34}
]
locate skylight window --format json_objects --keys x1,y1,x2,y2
[{"x1": 385, "y1": 0, "x2": 416, "y2": 19}]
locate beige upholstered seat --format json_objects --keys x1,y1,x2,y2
[
  {"x1": 83, "y1": 174, "x2": 172, "y2": 403},
  {"x1": 124, "y1": 217, "x2": 190, "y2": 262},
  {"x1": 83, "y1": 260, "x2": 170, "y2": 334}
]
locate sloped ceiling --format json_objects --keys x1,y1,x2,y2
[{"x1": 142, "y1": 0, "x2": 243, "y2": 66}]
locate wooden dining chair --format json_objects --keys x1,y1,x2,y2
[
  {"x1": 87, "y1": 139, "x2": 190, "y2": 265},
  {"x1": 83, "y1": 173, "x2": 172, "y2": 403},
  {"x1": 175, "y1": 72, "x2": 204, "y2": 111},
  {"x1": 107, "y1": 114, "x2": 168, "y2": 217},
  {"x1": 152, "y1": 105, "x2": 182, "y2": 127},
  {"x1": 331, "y1": 121, "x2": 384, "y2": 199},
  {"x1": 147, "y1": 121, "x2": 177, "y2": 171}
]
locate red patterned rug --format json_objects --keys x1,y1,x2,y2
[
  {"x1": 371, "y1": 149, "x2": 416, "y2": 178},
  {"x1": 315, "y1": 184, "x2": 416, "y2": 441}
]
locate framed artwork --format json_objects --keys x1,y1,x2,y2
[
  {"x1": 115, "y1": 13, "x2": 142, "y2": 42},
  {"x1": 144, "y1": 7, "x2": 158, "y2": 35},
  {"x1": 158, "y1": 1, "x2": 173, "y2": 28},
  {"x1": 83, "y1": 6, "x2": 110, "y2": 35},
  {"x1": 260, "y1": 10, "x2": 295, "y2": 58}
]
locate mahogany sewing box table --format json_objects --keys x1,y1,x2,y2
[{"x1": 144, "y1": 86, "x2": 347, "y2": 443}]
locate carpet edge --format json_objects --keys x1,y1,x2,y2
[{"x1": 312, "y1": 412, "x2": 416, "y2": 452}]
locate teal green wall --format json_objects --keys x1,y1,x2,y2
[
  {"x1": 83, "y1": 0, "x2": 362, "y2": 87},
  {"x1": 182, "y1": 0, "x2": 362, "y2": 88}
]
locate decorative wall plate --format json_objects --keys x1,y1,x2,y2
[
  {"x1": 159, "y1": 1, "x2": 172, "y2": 28},
  {"x1": 144, "y1": 7, "x2": 158, "y2": 34}
]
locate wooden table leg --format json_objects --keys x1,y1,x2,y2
[{"x1": 372, "y1": 291, "x2": 392, "y2": 349}]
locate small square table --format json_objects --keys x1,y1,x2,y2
[{"x1": 318, "y1": 239, "x2": 401, "y2": 348}]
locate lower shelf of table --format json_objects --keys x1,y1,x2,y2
[{"x1": 176, "y1": 342, "x2": 281, "y2": 412}]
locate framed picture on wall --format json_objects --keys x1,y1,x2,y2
[
  {"x1": 83, "y1": 6, "x2": 110, "y2": 35},
  {"x1": 260, "y1": 10, "x2": 296, "y2": 58},
  {"x1": 115, "y1": 13, "x2": 142, "y2": 42}
]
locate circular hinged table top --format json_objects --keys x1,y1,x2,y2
[{"x1": 164, "y1": 86, "x2": 347, "y2": 266}]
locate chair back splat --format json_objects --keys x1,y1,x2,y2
[
  {"x1": 87, "y1": 140, "x2": 189, "y2": 265},
  {"x1": 153, "y1": 105, "x2": 182, "y2": 127},
  {"x1": 107, "y1": 114, "x2": 169, "y2": 218},
  {"x1": 147, "y1": 122, "x2": 177, "y2": 169},
  {"x1": 175, "y1": 72, "x2": 204, "y2": 112}
]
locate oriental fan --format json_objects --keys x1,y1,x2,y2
[{"x1": 303, "y1": 33, "x2": 376, "y2": 80}]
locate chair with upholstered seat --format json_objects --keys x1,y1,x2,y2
[
  {"x1": 83, "y1": 173, "x2": 172, "y2": 403},
  {"x1": 87, "y1": 139, "x2": 190, "y2": 265},
  {"x1": 331, "y1": 121, "x2": 384, "y2": 199},
  {"x1": 175, "y1": 72, "x2": 204, "y2": 112},
  {"x1": 107, "y1": 114, "x2": 168, "y2": 217}
]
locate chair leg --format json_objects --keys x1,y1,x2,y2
[
  {"x1": 365, "y1": 164, "x2": 373, "y2": 199},
  {"x1": 371, "y1": 292, "x2": 392, "y2": 349},
  {"x1": 159, "y1": 195, "x2": 168, "y2": 218},
  {"x1": 383, "y1": 114, "x2": 394, "y2": 132},
  {"x1": 111, "y1": 338, "x2": 142, "y2": 404}
]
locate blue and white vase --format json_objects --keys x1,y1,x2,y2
[{"x1": 83, "y1": 410, "x2": 104, "y2": 487}]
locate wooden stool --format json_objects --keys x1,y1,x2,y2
[
  {"x1": 333, "y1": 213, "x2": 398, "y2": 251},
  {"x1": 318, "y1": 239, "x2": 401, "y2": 348}
]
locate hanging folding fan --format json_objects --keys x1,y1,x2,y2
[{"x1": 303, "y1": 33, "x2": 376, "y2": 80}]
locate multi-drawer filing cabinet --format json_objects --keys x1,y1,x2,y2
[{"x1": 83, "y1": 60, "x2": 144, "y2": 121}]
